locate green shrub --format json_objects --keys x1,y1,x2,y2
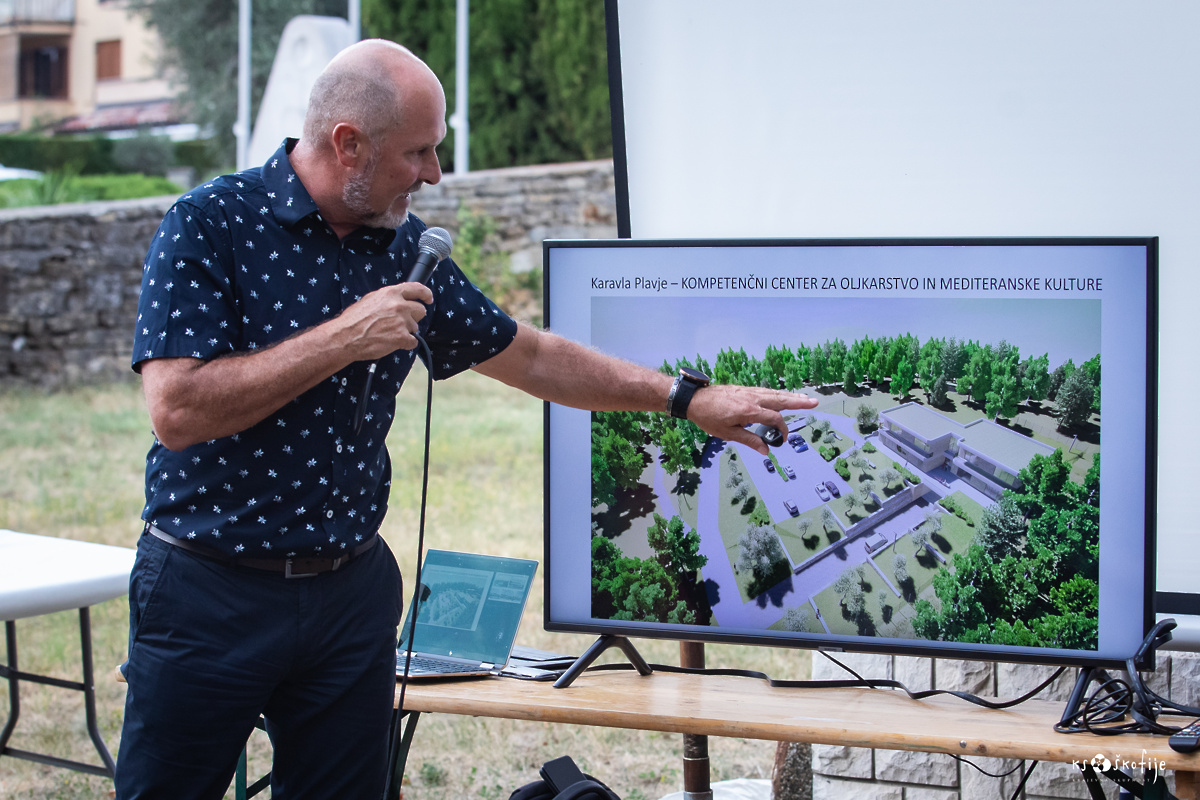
[
  {"x1": 453, "y1": 205, "x2": 542, "y2": 325},
  {"x1": 113, "y1": 132, "x2": 174, "y2": 177},
  {"x1": 819, "y1": 444, "x2": 840, "y2": 462},
  {"x1": 0, "y1": 134, "x2": 118, "y2": 174},
  {"x1": 862, "y1": 441, "x2": 877, "y2": 453},
  {"x1": 0, "y1": 172, "x2": 180, "y2": 209},
  {"x1": 834, "y1": 457, "x2": 851, "y2": 481},
  {"x1": 939, "y1": 495, "x2": 973, "y2": 525},
  {"x1": 892, "y1": 460, "x2": 920, "y2": 485}
]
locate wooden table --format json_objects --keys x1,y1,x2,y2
[
  {"x1": 0, "y1": 529, "x2": 136, "y2": 778},
  {"x1": 394, "y1": 669, "x2": 1200, "y2": 798}
]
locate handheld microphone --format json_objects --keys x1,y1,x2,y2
[
  {"x1": 408, "y1": 227, "x2": 453, "y2": 285},
  {"x1": 354, "y1": 227, "x2": 454, "y2": 436}
]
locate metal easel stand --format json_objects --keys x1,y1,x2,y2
[{"x1": 0, "y1": 609, "x2": 116, "y2": 777}]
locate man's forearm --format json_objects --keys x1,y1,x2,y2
[
  {"x1": 142, "y1": 282, "x2": 433, "y2": 451},
  {"x1": 473, "y1": 324, "x2": 819, "y2": 454},
  {"x1": 473, "y1": 324, "x2": 673, "y2": 412},
  {"x1": 141, "y1": 324, "x2": 356, "y2": 451}
]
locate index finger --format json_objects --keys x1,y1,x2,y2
[{"x1": 400, "y1": 282, "x2": 435, "y2": 305}]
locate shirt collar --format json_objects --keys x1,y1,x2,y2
[{"x1": 264, "y1": 138, "x2": 397, "y2": 247}]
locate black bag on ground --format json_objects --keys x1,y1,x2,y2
[{"x1": 509, "y1": 756, "x2": 620, "y2": 800}]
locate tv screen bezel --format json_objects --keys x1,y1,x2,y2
[{"x1": 542, "y1": 235, "x2": 1158, "y2": 671}]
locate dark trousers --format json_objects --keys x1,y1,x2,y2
[{"x1": 114, "y1": 531, "x2": 405, "y2": 800}]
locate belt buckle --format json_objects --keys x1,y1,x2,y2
[{"x1": 284, "y1": 558, "x2": 318, "y2": 579}]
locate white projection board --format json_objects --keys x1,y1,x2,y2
[{"x1": 606, "y1": 0, "x2": 1200, "y2": 646}]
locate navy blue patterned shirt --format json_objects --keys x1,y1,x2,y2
[{"x1": 132, "y1": 140, "x2": 518, "y2": 557}]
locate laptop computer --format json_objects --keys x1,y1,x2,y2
[{"x1": 396, "y1": 549, "x2": 538, "y2": 679}]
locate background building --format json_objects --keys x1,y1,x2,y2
[{"x1": 0, "y1": 0, "x2": 181, "y2": 135}]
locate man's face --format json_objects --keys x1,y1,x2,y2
[{"x1": 342, "y1": 81, "x2": 446, "y2": 229}]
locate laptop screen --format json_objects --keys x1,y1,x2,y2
[{"x1": 397, "y1": 549, "x2": 538, "y2": 665}]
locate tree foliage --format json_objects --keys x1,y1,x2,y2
[
  {"x1": 1054, "y1": 364, "x2": 1096, "y2": 429},
  {"x1": 363, "y1": 0, "x2": 611, "y2": 172},
  {"x1": 647, "y1": 513, "x2": 707, "y2": 580},
  {"x1": 912, "y1": 451, "x2": 1100, "y2": 651},
  {"x1": 132, "y1": 0, "x2": 349, "y2": 165}
]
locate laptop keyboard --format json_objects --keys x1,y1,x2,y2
[{"x1": 397, "y1": 653, "x2": 479, "y2": 674}]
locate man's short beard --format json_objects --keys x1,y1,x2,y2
[{"x1": 343, "y1": 152, "x2": 409, "y2": 229}]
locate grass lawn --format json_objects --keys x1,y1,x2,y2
[
  {"x1": 716, "y1": 451, "x2": 778, "y2": 603},
  {"x1": 659, "y1": 453, "x2": 700, "y2": 534},
  {"x1": 773, "y1": 505, "x2": 831, "y2": 564},
  {"x1": 0, "y1": 377, "x2": 810, "y2": 800}
]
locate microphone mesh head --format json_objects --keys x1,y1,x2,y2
[{"x1": 419, "y1": 227, "x2": 453, "y2": 261}]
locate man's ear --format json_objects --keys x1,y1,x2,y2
[{"x1": 331, "y1": 122, "x2": 368, "y2": 168}]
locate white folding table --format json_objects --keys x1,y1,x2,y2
[{"x1": 0, "y1": 529, "x2": 136, "y2": 777}]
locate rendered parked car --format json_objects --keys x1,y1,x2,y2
[
  {"x1": 824, "y1": 480, "x2": 841, "y2": 498},
  {"x1": 792, "y1": 439, "x2": 808, "y2": 453},
  {"x1": 784, "y1": 465, "x2": 796, "y2": 480},
  {"x1": 815, "y1": 483, "x2": 831, "y2": 501},
  {"x1": 764, "y1": 458, "x2": 776, "y2": 473},
  {"x1": 784, "y1": 499, "x2": 799, "y2": 516}
]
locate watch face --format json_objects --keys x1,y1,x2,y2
[{"x1": 679, "y1": 367, "x2": 711, "y2": 385}]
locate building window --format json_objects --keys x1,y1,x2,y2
[
  {"x1": 96, "y1": 40, "x2": 121, "y2": 81},
  {"x1": 19, "y1": 44, "x2": 68, "y2": 99}
]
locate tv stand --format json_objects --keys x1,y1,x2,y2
[
  {"x1": 1059, "y1": 666, "x2": 1107, "y2": 727},
  {"x1": 553, "y1": 635, "x2": 652, "y2": 689}
]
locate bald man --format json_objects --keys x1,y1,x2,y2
[{"x1": 117, "y1": 40, "x2": 814, "y2": 799}]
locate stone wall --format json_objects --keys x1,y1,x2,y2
[
  {"x1": 0, "y1": 159, "x2": 617, "y2": 388},
  {"x1": 810, "y1": 650, "x2": 1200, "y2": 800}
]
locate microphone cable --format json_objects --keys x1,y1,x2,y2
[{"x1": 384, "y1": 331, "x2": 434, "y2": 800}]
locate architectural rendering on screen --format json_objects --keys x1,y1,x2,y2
[{"x1": 590, "y1": 322, "x2": 1101, "y2": 652}]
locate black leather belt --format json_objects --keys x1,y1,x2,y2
[{"x1": 145, "y1": 524, "x2": 379, "y2": 578}]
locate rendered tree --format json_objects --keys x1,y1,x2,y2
[
  {"x1": 924, "y1": 510, "x2": 944, "y2": 536},
  {"x1": 591, "y1": 447, "x2": 616, "y2": 508},
  {"x1": 880, "y1": 468, "x2": 900, "y2": 491},
  {"x1": 783, "y1": 605, "x2": 814, "y2": 633},
  {"x1": 1023, "y1": 353, "x2": 1052, "y2": 404},
  {"x1": 843, "y1": 363, "x2": 858, "y2": 395},
  {"x1": 1081, "y1": 354, "x2": 1101, "y2": 412},
  {"x1": 821, "y1": 506, "x2": 838, "y2": 531},
  {"x1": 646, "y1": 513, "x2": 707, "y2": 579},
  {"x1": 796, "y1": 517, "x2": 813, "y2": 539},
  {"x1": 735, "y1": 524, "x2": 786, "y2": 583},
  {"x1": 939, "y1": 337, "x2": 964, "y2": 380},
  {"x1": 975, "y1": 493, "x2": 1027, "y2": 559},
  {"x1": 911, "y1": 528, "x2": 929, "y2": 556},
  {"x1": 985, "y1": 357, "x2": 1021, "y2": 420},
  {"x1": 659, "y1": 425, "x2": 692, "y2": 475},
  {"x1": 928, "y1": 373, "x2": 950, "y2": 407},
  {"x1": 892, "y1": 553, "x2": 909, "y2": 584},
  {"x1": 833, "y1": 567, "x2": 857, "y2": 598},
  {"x1": 892, "y1": 357, "x2": 915, "y2": 398},
  {"x1": 855, "y1": 403, "x2": 880, "y2": 432},
  {"x1": 844, "y1": 493, "x2": 861, "y2": 516},
  {"x1": 807, "y1": 347, "x2": 827, "y2": 387},
  {"x1": 1054, "y1": 367, "x2": 1096, "y2": 430}
]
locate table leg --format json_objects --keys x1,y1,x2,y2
[
  {"x1": 1177, "y1": 770, "x2": 1197, "y2": 800},
  {"x1": 1, "y1": 620, "x2": 19, "y2": 753},
  {"x1": 79, "y1": 608, "x2": 116, "y2": 775},
  {"x1": 0, "y1": 610, "x2": 116, "y2": 777},
  {"x1": 385, "y1": 709, "x2": 422, "y2": 800},
  {"x1": 680, "y1": 642, "x2": 712, "y2": 800}
]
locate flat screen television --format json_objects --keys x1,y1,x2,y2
[{"x1": 543, "y1": 237, "x2": 1157, "y2": 671}]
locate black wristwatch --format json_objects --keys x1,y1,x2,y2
[{"x1": 666, "y1": 367, "x2": 711, "y2": 419}]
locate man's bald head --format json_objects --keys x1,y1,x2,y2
[{"x1": 303, "y1": 40, "x2": 440, "y2": 150}]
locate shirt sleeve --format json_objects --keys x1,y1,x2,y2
[
  {"x1": 419, "y1": 256, "x2": 519, "y2": 380},
  {"x1": 131, "y1": 200, "x2": 241, "y2": 371}
]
